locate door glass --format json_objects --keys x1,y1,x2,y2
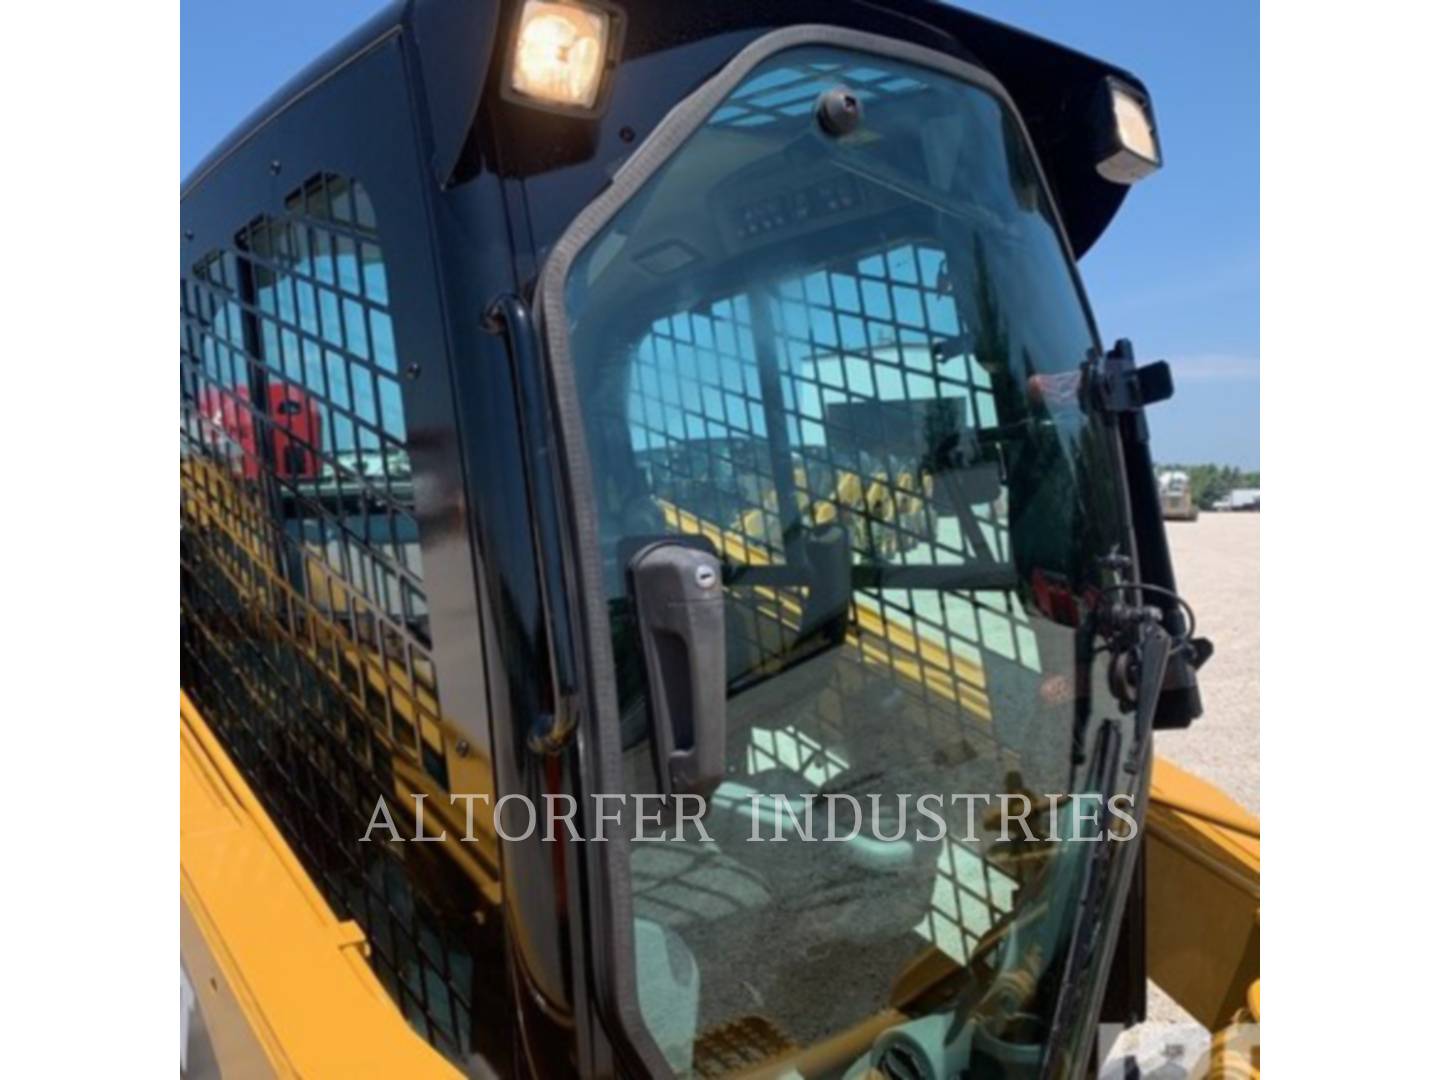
[{"x1": 562, "y1": 46, "x2": 1136, "y2": 1077}]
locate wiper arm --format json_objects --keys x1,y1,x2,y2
[
  {"x1": 1123, "y1": 617, "x2": 1172, "y2": 774},
  {"x1": 1039, "y1": 590, "x2": 1179, "y2": 1076},
  {"x1": 1096, "y1": 578, "x2": 1210, "y2": 774},
  {"x1": 1039, "y1": 717, "x2": 1130, "y2": 1079}
]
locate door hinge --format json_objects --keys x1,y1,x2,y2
[{"x1": 1087, "y1": 338, "x2": 1174, "y2": 417}]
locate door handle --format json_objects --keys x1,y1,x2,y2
[{"x1": 628, "y1": 541, "x2": 727, "y2": 798}]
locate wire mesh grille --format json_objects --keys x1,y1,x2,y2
[
  {"x1": 179, "y1": 173, "x2": 480, "y2": 1062},
  {"x1": 709, "y1": 57, "x2": 928, "y2": 130}
]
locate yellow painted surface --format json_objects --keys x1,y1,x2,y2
[
  {"x1": 1146, "y1": 756, "x2": 1260, "y2": 1031},
  {"x1": 180, "y1": 692, "x2": 460, "y2": 1079}
]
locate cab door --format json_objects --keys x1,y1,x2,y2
[{"x1": 539, "y1": 32, "x2": 1145, "y2": 1079}]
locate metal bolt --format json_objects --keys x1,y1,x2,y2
[
  {"x1": 619, "y1": 126, "x2": 636, "y2": 144},
  {"x1": 269, "y1": 160, "x2": 282, "y2": 175},
  {"x1": 405, "y1": 362, "x2": 421, "y2": 380},
  {"x1": 455, "y1": 738, "x2": 470, "y2": 758},
  {"x1": 695, "y1": 564, "x2": 718, "y2": 590}
]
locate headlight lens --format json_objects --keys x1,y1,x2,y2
[
  {"x1": 1111, "y1": 88, "x2": 1158, "y2": 165},
  {"x1": 510, "y1": 0, "x2": 610, "y2": 110},
  {"x1": 1095, "y1": 80, "x2": 1162, "y2": 184}
]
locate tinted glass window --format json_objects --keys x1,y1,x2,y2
[
  {"x1": 180, "y1": 173, "x2": 491, "y2": 1064},
  {"x1": 562, "y1": 47, "x2": 1135, "y2": 1077}
]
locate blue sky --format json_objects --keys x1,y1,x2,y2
[
  {"x1": 959, "y1": 2, "x2": 1259, "y2": 469},
  {"x1": 183, "y1": 1, "x2": 1259, "y2": 468}
]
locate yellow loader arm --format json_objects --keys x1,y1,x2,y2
[
  {"x1": 1146, "y1": 757, "x2": 1260, "y2": 1072},
  {"x1": 180, "y1": 692, "x2": 459, "y2": 1079},
  {"x1": 183, "y1": 684, "x2": 1259, "y2": 1078}
]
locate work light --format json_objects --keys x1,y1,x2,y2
[
  {"x1": 507, "y1": 0, "x2": 619, "y2": 112},
  {"x1": 1093, "y1": 77, "x2": 1163, "y2": 184}
]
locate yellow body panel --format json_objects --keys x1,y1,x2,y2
[
  {"x1": 1145, "y1": 757, "x2": 1260, "y2": 1031},
  {"x1": 180, "y1": 692, "x2": 460, "y2": 1079},
  {"x1": 182, "y1": 691, "x2": 1260, "y2": 1073}
]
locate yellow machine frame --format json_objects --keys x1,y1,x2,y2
[
  {"x1": 181, "y1": 690, "x2": 1258, "y2": 1077},
  {"x1": 181, "y1": 692, "x2": 461, "y2": 1079}
]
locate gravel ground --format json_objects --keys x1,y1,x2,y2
[
  {"x1": 1112, "y1": 511, "x2": 1259, "y2": 1063},
  {"x1": 1156, "y1": 512, "x2": 1260, "y2": 816}
]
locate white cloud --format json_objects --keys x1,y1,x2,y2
[{"x1": 1167, "y1": 354, "x2": 1260, "y2": 382}]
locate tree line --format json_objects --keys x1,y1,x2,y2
[{"x1": 1159, "y1": 464, "x2": 1261, "y2": 510}]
